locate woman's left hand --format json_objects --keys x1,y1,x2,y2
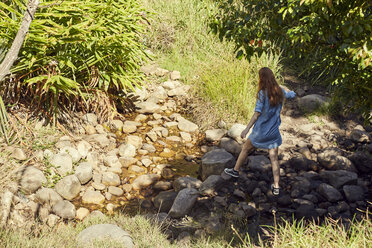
[{"x1": 240, "y1": 128, "x2": 249, "y2": 139}]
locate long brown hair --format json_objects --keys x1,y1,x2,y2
[{"x1": 257, "y1": 67, "x2": 283, "y2": 106}]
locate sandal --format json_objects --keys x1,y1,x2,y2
[{"x1": 271, "y1": 184, "x2": 280, "y2": 196}]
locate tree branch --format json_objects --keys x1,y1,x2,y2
[{"x1": 0, "y1": 0, "x2": 40, "y2": 82}]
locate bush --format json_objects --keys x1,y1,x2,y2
[{"x1": 0, "y1": 0, "x2": 149, "y2": 121}]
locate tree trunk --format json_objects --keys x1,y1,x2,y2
[{"x1": 0, "y1": 0, "x2": 40, "y2": 82}]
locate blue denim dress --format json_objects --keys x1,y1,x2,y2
[{"x1": 248, "y1": 88, "x2": 296, "y2": 149}]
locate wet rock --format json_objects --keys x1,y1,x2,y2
[
  {"x1": 55, "y1": 175, "x2": 81, "y2": 200},
  {"x1": 349, "y1": 151, "x2": 372, "y2": 173},
  {"x1": 199, "y1": 175, "x2": 224, "y2": 196},
  {"x1": 101, "y1": 172, "x2": 120, "y2": 186},
  {"x1": 227, "y1": 123, "x2": 246, "y2": 143},
  {"x1": 317, "y1": 183, "x2": 342, "y2": 202},
  {"x1": 20, "y1": 166, "x2": 47, "y2": 194},
  {"x1": 205, "y1": 129, "x2": 227, "y2": 142},
  {"x1": 319, "y1": 170, "x2": 357, "y2": 189},
  {"x1": 248, "y1": 155, "x2": 271, "y2": 172},
  {"x1": 11, "y1": 148, "x2": 27, "y2": 161},
  {"x1": 169, "y1": 188, "x2": 199, "y2": 218},
  {"x1": 75, "y1": 162, "x2": 93, "y2": 184},
  {"x1": 60, "y1": 146, "x2": 81, "y2": 163},
  {"x1": 201, "y1": 149, "x2": 235, "y2": 180},
  {"x1": 135, "y1": 101, "x2": 161, "y2": 114},
  {"x1": 50, "y1": 153, "x2": 73, "y2": 176},
  {"x1": 118, "y1": 143, "x2": 136, "y2": 157},
  {"x1": 298, "y1": 94, "x2": 328, "y2": 112},
  {"x1": 132, "y1": 174, "x2": 160, "y2": 190},
  {"x1": 153, "y1": 191, "x2": 178, "y2": 212},
  {"x1": 35, "y1": 188, "x2": 62, "y2": 206},
  {"x1": 77, "y1": 224, "x2": 133, "y2": 248},
  {"x1": 108, "y1": 186, "x2": 123, "y2": 196},
  {"x1": 52, "y1": 200, "x2": 76, "y2": 219},
  {"x1": 343, "y1": 185, "x2": 364, "y2": 202},
  {"x1": 177, "y1": 118, "x2": 198, "y2": 133},
  {"x1": 173, "y1": 176, "x2": 202, "y2": 192},
  {"x1": 219, "y1": 137, "x2": 242, "y2": 155},
  {"x1": 82, "y1": 190, "x2": 105, "y2": 205},
  {"x1": 317, "y1": 148, "x2": 356, "y2": 171}
]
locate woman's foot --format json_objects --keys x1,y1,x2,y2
[
  {"x1": 224, "y1": 168, "x2": 239, "y2": 178},
  {"x1": 271, "y1": 184, "x2": 280, "y2": 196}
]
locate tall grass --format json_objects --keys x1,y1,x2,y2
[{"x1": 142, "y1": 0, "x2": 282, "y2": 124}]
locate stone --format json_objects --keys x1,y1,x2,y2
[
  {"x1": 318, "y1": 148, "x2": 355, "y2": 171},
  {"x1": 60, "y1": 146, "x2": 81, "y2": 163},
  {"x1": 111, "y1": 120, "x2": 124, "y2": 131},
  {"x1": 349, "y1": 151, "x2": 372, "y2": 173},
  {"x1": 248, "y1": 155, "x2": 271, "y2": 172},
  {"x1": 11, "y1": 148, "x2": 27, "y2": 160},
  {"x1": 170, "y1": 71, "x2": 181, "y2": 80},
  {"x1": 319, "y1": 170, "x2": 358, "y2": 189},
  {"x1": 239, "y1": 202, "x2": 257, "y2": 217},
  {"x1": 95, "y1": 124, "x2": 106, "y2": 134},
  {"x1": 101, "y1": 172, "x2": 121, "y2": 186},
  {"x1": 162, "y1": 80, "x2": 177, "y2": 90},
  {"x1": 92, "y1": 182, "x2": 106, "y2": 191},
  {"x1": 135, "y1": 101, "x2": 161, "y2": 114},
  {"x1": 168, "y1": 87, "x2": 187, "y2": 97},
  {"x1": 122, "y1": 121, "x2": 139, "y2": 133},
  {"x1": 47, "y1": 214, "x2": 60, "y2": 227},
  {"x1": 153, "y1": 181, "x2": 172, "y2": 191},
  {"x1": 50, "y1": 153, "x2": 73, "y2": 176},
  {"x1": 135, "y1": 114, "x2": 147, "y2": 122},
  {"x1": 295, "y1": 204, "x2": 316, "y2": 219},
  {"x1": 227, "y1": 124, "x2": 246, "y2": 142},
  {"x1": 75, "y1": 162, "x2": 93, "y2": 184},
  {"x1": 169, "y1": 188, "x2": 199, "y2": 218},
  {"x1": 82, "y1": 113, "x2": 98, "y2": 126},
  {"x1": 199, "y1": 175, "x2": 224, "y2": 196},
  {"x1": 180, "y1": 132, "x2": 192, "y2": 142},
  {"x1": 153, "y1": 191, "x2": 178, "y2": 212},
  {"x1": 118, "y1": 143, "x2": 136, "y2": 158},
  {"x1": 103, "y1": 155, "x2": 121, "y2": 168},
  {"x1": 289, "y1": 154, "x2": 314, "y2": 171},
  {"x1": 142, "y1": 144, "x2": 156, "y2": 154},
  {"x1": 122, "y1": 184, "x2": 132, "y2": 193},
  {"x1": 108, "y1": 186, "x2": 124, "y2": 196},
  {"x1": 201, "y1": 149, "x2": 235, "y2": 180},
  {"x1": 177, "y1": 118, "x2": 198, "y2": 133},
  {"x1": 55, "y1": 175, "x2": 81, "y2": 200},
  {"x1": 77, "y1": 140, "x2": 92, "y2": 158},
  {"x1": 153, "y1": 86, "x2": 168, "y2": 99},
  {"x1": 85, "y1": 125, "x2": 96, "y2": 135},
  {"x1": 343, "y1": 185, "x2": 364, "y2": 202},
  {"x1": 129, "y1": 165, "x2": 145, "y2": 173},
  {"x1": 146, "y1": 131, "x2": 157, "y2": 142},
  {"x1": 20, "y1": 166, "x2": 47, "y2": 194},
  {"x1": 173, "y1": 176, "x2": 202, "y2": 192},
  {"x1": 125, "y1": 135, "x2": 143, "y2": 149},
  {"x1": 298, "y1": 94, "x2": 328, "y2": 112},
  {"x1": 77, "y1": 224, "x2": 133, "y2": 248},
  {"x1": 349, "y1": 125, "x2": 370, "y2": 143},
  {"x1": 141, "y1": 158, "x2": 152, "y2": 167},
  {"x1": 82, "y1": 190, "x2": 105, "y2": 205},
  {"x1": 219, "y1": 137, "x2": 242, "y2": 155},
  {"x1": 52, "y1": 200, "x2": 76, "y2": 219},
  {"x1": 205, "y1": 129, "x2": 227, "y2": 142},
  {"x1": 132, "y1": 174, "x2": 160, "y2": 190},
  {"x1": 76, "y1": 207, "x2": 90, "y2": 220},
  {"x1": 35, "y1": 188, "x2": 63, "y2": 206},
  {"x1": 119, "y1": 157, "x2": 138, "y2": 168},
  {"x1": 166, "y1": 136, "x2": 181, "y2": 142},
  {"x1": 317, "y1": 183, "x2": 342, "y2": 202},
  {"x1": 86, "y1": 134, "x2": 110, "y2": 148}
]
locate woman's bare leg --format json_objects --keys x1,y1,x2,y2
[
  {"x1": 269, "y1": 148, "x2": 280, "y2": 188},
  {"x1": 234, "y1": 138, "x2": 254, "y2": 171}
]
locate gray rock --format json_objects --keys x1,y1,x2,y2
[
  {"x1": 153, "y1": 181, "x2": 172, "y2": 191},
  {"x1": 35, "y1": 188, "x2": 63, "y2": 206},
  {"x1": 168, "y1": 87, "x2": 187, "y2": 97},
  {"x1": 169, "y1": 188, "x2": 199, "y2": 218},
  {"x1": 219, "y1": 137, "x2": 242, "y2": 155},
  {"x1": 122, "y1": 121, "x2": 139, "y2": 133},
  {"x1": 11, "y1": 148, "x2": 27, "y2": 161},
  {"x1": 201, "y1": 149, "x2": 235, "y2": 180},
  {"x1": 55, "y1": 175, "x2": 81, "y2": 200},
  {"x1": 199, "y1": 175, "x2": 224, "y2": 196},
  {"x1": 52, "y1": 200, "x2": 76, "y2": 219},
  {"x1": 101, "y1": 172, "x2": 121, "y2": 186},
  {"x1": 77, "y1": 224, "x2": 133, "y2": 248},
  {"x1": 205, "y1": 129, "x2": 227, "y2": 142},
  {"x1": 153, "y1": 86, "x2": 168, "y2": 99},
  {"x1": 162, "y1": 80, "x2": 177, "y2": 90},
  {"x1": 135, "y1": 101, "x2": 161, "y2": 114},
  {"x1": 349, "y1": 151, "x2": 372, "y2": 173},
  {"x1": 248, "y1": 155, "x2": 271, "y2": 172},
  {"x1": 317, "y1": 183, "x2": 342, "y2": 202},
  {"x1": 173, "y1": 176, "x2": 202, "y2": 192},
  {"x1": 170, "y1": 71, "x2": 181, "y2": 80},
  {"x1": 343, "y1": 185, "x2": 364, "y2": 202},
  {"x1": 153, "y1": 191, "x2": 178, "y2": 212},
  {"x1": 349, "y1": 125, "x2": 370, "y2": 143},
  {"x1": 111, "y1": 120, "x2": 124, "y2": 131},
  {"x1": 227, "y1": 123, "x2": 246, "y2": 142},
  {"x1": 298, "y1": 94, "x2": 328, "y2": 112},
  {"x1": 177, "y1": 118, "x2": 198, "y2": 133},
  {"x1": 86, "y1": 134, "x2": 110, "y2": 148},
  {"x1": 20, "y1": 166, "x2": 47, "y2": 194},
  {"x1": 108, "y1": 186, "x2": 124, "y2": 196},
  {"x1": 132, "y1": 174, "x2": 160, "y2": 190},
  {"x1": 103, "y1": 155, "x2": 121, "y2": 167},
  {"x1": 50, "y1": 153, "x2": 73, "y2": 176},
  {"x1": 118, "y1": 143, "x2": 136, "y2": 157},
  {"x1": 82, "y1": 190, "x2": 105, "y2": 205},
  {"x1": 319, "y1": 170, "x2": 358, "y2": 189},
  {"x1": 75, "y1": 162, "x2": 93, "y2": 184},
  {"x1": 77, "y1": 140, "x2": 92, "y2": 158},
  {"x1": 47, "y1": 214, "x2": 60, "y2": 227},
  {"x1": 82, "y1": 113, "x2": 98, "y2": 126},
  {"x1": 318, "y1": 148, "x2": 355, "y2": 171},
  {"x1": 60, "y1": 146, "x2": 81, "y2": 163},
  {"x1": 125, "y1": 135, "x2": 143, "y2": 149}
]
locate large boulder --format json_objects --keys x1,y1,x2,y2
[
  {"x1": 153, "y1": 191, "x2": 178, "y2": 212},
  {"x1": 132, "y1": 174, "x2": 160, "y2": 190},
  {"x1": 55, "y1": 175, "x2": 81, "y2": 200},
  {"x1": 201, "y1": 149, "x2": 235, "y2": 180},
  {"x1": 319, "y1": 170, "x2": 358, "y2": 189},
  {"x1": 169, "y1": 188, "x2": 199, "y2": 218},
  {"x1": 35, "y1": 188, "x2": 62, "y2": 206},
  {"x1": 199, "y1": 175, "x2": 224, "y2": 196},
  {"x1": 349, "y1": 151, "x2": 372, "y2": 173},
  {"x1": 219, "y1": 137, "x2": 242, "y2": 155},
  {"x1": 298, "y1": 94, "x2": 328, "y2": 112},
  {"x1": 317, "y1": 183, "x2": 342, "y2": 202},
  {"x1": 227, "y1": 124, "x2": 246, "y2": 143},
  {"x1": 75, "y1": 162, "x2": 93, "y2": 184},
  {"x1": 20, "y1": 166, "x2": 47, "y2": 194},
  {"x1": 52, "y1": 200, "x2": 76, "y2": 219},
  {"x1": 50, "y1": 153, "x2": 73, "y2": 176},
  {"x1": 317, "y1": 148, "x2": 355, "y2": 171},
  {"x1": 248, "y1": 155, "x2": 271, "y2": 172},
  {"x1": 77, "y1": 224, "x2": 133, "y2": 248},
  {"x1": 173, "y1": 176, "x2": 202, "y2": 192},
  {"x1": 205, "y1": 129, "x2": 227, "y2": 142}
]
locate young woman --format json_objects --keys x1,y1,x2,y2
[{"x1": 224, "y1": 67, "x2": 296, "y2": 195}]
